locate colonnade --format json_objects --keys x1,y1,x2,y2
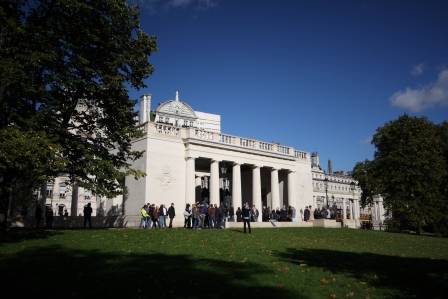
[
  {"x1": 185, "y1": 157, "x2": 296, "y2": 222},
  {"x1": 314, "y1": 196, "x2": 360, "y2": 221},
  {"x1": 340, "y1": 198, "x2": 360, "y2": 220}
]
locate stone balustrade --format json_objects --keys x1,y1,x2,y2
[{"x1": 146, "y1": 122, "x2": 308, "y2": 160}]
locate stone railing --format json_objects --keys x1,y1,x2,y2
[
  {"x1": 146, "y1": 122, "x2": 308, "y2": 160},
  {"x1": 144, "y1": 123, "x2": 180, "y2": 137}
]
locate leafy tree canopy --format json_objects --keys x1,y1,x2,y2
[
  {"x1": 0, "y1": 0, "x2": 157, "y2": 201},
  {"x1": 353, "y1": 115, "x2": 448, "y2": 234}
]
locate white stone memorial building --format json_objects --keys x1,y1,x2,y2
[{"x1": 42, "y1": 91, "x2": 385, "y2": 228}]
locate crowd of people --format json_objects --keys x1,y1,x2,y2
[
  {"x1": 260, "y1": 205, "x2": 297, "y2": 222},
  {"x1": 140, "y1": 201, "x2": 302, "y2": 230},
  {"x1": 140, "y1": 203, "x2": 176, "y2": 228},
  {"x1": 302, "y1": 204, "x2": 343, "y2": 221}
]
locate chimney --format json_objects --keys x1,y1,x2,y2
[
  {"x1": 139, "y1": 94, "x2": 151, "y2": 124},
  {"x1": 328, "y1": 159, "x2": 333, "y2": 175},
  {"x1": 311, "y1": 152, "x2": 320, "y2": 168}
]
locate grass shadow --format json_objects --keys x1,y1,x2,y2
[
  {"x1": 0, "y1": 245, "x2": 300, "y2": 299},
  {"x1": 0, "y1": 229, "x2": 61, "y2": 245},
  {"x1": 275, "y1": 248, "x2": 448, "y2": 299}
]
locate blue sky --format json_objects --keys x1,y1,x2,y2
[{"x1": 128, "y1": 0, "x2": 448, "y2": 172}]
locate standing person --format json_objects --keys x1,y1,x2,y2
[
  {"x1": 159, "y1": 204, "x2": 167, "y2": 229},
  {"x1": 140, "y1": 205, "x2": 149, "y2": 229},
  {"x1": 208, "y1": 204, "x2": 216, "y2": 228},
  {"x1": 35, "y1": 203, "x2": 42, "y2": 228},
  {"x1": 83, "y1": 203, "x2": 93, "y2": 229},
  {"x1": 290, "y1": 205, "x2": 297, "y2": 222},
  {"x1": 251, "y1": 205, "x2": 259, "y2": 222},
  {"x1": 145, "y1": 204, "x2": 152, "y2": 228},
  {"x1": 304, "y1": 206, "x2": 310, "y2": 222},
  {"x1": 280, "y1": 205, "x2": 287, "y2": 222},
  {"x1": 300, "y1": 208, "x2": 304, "y2": 222},
  {"x1": 242, "y1": 202, "x2": 251, "y2": 234},
  {"x1": 262, "y1": 206, "x2": 268, "y2": 222},
  {"x1": 183, "y1": 204, "x2": 192, "y2": 228},
  {"x1": 45, "y1": 205, "x2": 53, "y2": 229},
  {"x1": 152, "y1": 205, "x2": 159, "y2": 228},
  {"x1": 309, "y1": 205, "x2": 315, "y2": 221},
  {"x1": 218, "y1": 204, "x2": 226, "y2": 228},
  {"x1": 236, "y1": 207, "x2": 242, "y2": 222},
  {"x1": 168, "y1": 203, "x2": 176, "y2": 228},
  {"x1": 199, "y1": 203, "x2": 207, "y2": 228},
  {"x1": 228, "y1": 205, "x2": 235, "y2": 222},
  {"x1": 192, "y1": 204, "x2": 200, "y2": 229}
]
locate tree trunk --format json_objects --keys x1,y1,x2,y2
[{"x1": 5, "y1": 180, "x2": 15, "y2": 231}]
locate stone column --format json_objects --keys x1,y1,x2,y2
[
  {"x1": 342, "y1": 198, "x2": 347, "y2": 220},
  {"x1": 378, "y1": 199, "x2": 384, "y2": 222},
  {"x1": 252, "y1": 165, "x2": 262, "y2": 221},
  {"x1": 374, "y1": 201, "x2": 381, "y2": 222},
  {"x1": 210, "y1": 159, "x2": 220, "y2": 206},
  {"x1": 349, "y1": 200, "x2": 353, "y2": 219},
  {"x1": 185, "y1": 157, "x2": 196, "y2": 205},
  {"x1": 287, "y1": 170, "x2": 296, "y2": 208},
  {"x1": 355, "y1": 200, "x2": 360, "y2": 220},
  {"x1": 271, "y1": 168, "x2": 280, "y2": 210},
  {"x1": 232, "y1": 162, "x2": 242, "y2": 209}
]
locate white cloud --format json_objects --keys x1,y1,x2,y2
[
  {"x1": 411, "y1": 63, "x2": 425, "y2": 76},
  {"x1": 168, "y1": 0, "x2": 194, "y2": 7},
  {"x1": 167, "y1": 0, "x2": 217, "y2": 9},
  {"x1": 129, "y1": 0, "x2": 217, "y2": 14},
  {"x1": 390, "y1": 68, "x2": 448, "y2": 112}
]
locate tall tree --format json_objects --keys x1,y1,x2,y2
[
  {"x1": 370, "y1": 115, "x2": 446, "y2": 234},
  {"x1": 352, "y1": 160, "x2": 378, "y2": 207},
  {"x1": 0, "y1": 0, "x2": 157, "y2": 221}
]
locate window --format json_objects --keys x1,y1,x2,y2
[
  {"x1": 59, "y1": 183, "x2": 66, "y2": 198},
  {"x1": 84, "y1": 190, "x2": 91, "y2": 200},
  {"x1": 46, "y1": 183, "x2": 54, "y2": 198}
]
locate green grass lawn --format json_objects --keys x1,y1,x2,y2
[{"x1": 1, "y1": 228, "x2": 447, "y2": 299}]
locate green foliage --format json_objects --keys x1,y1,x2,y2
[
  {"x1": 352, "y1": 160, "x2": 377, "y2": 207},
  {"x1": 0, "y1": 127, "x2": 65, "y2": 214},
  {"x1": 354, "y1": 115, "x2": 448, "y2": 234},
  {"x1": 0, "y1": 1, "x2": 156, "y2": 202}
]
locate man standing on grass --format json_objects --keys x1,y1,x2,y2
[
  {"x1": 242, "y1": 202, "x2": 251, "y2": 234},
  {"x1": 83, "y1": 203, "x2": 92, "y2": 229},
  {"x1": 168, "y1": 203, "x2": 175, "y2": 228}
]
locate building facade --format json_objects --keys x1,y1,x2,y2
[{"x1": 42, "y1": 91, "x2": 384, "y2": 228}]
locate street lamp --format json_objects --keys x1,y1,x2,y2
[
  {"x1": 220, "y1": 165, "x2": 227, "y2": 176},
  {"x1": 350, "y1": 182, "x2": 356, "y2": 219},
  {"x1": 324, "y1": 177, "x2": 329, "y2": 208}
]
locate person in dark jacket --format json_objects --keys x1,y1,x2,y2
[
  {"x1": 304, "y1": 206, "x2": 310, "y2": 221},
  {"x1": 183, "y1": 204, "x2": 192, "y2": 228},
  {"x1": 45, "y1": 205, "x2": 54, "y2": 229},
  {"x1": 35, "y1": 203, "x2": 42, "y2": 228},
  {"x1": 83, "y1": 203, "x2": 93, "y2": 228},
  {"x1": 168, "y1": 203, "x2": 176, "y2": 228},
  {"x1": 242, "y1": 202, "x2": 251, "y2": 234},
  {"x1": 236, "y1": 207, "x2": 242, "y2": 222}
]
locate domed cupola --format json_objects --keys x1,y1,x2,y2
[{"x1": 155, "y1": 91, "x2": 197, "y2": 127}]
